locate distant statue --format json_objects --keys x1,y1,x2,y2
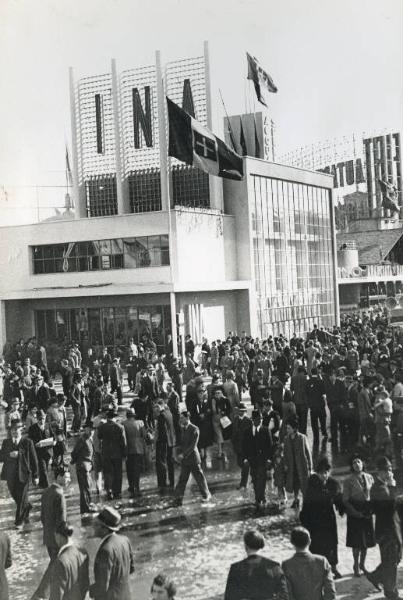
[{"x1": 378, "y1": 179, "x2": 400, "y2": 215}]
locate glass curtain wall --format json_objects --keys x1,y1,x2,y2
[
  {"x1": 35, "y1": 304, "x2": 171, "y2": 354},
  {"x1": 251, "y1": 176, "x2": 335, "y2": 338}
]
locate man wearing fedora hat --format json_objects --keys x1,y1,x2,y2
[
  {"x1": 91, "y1": 507, "x2": 134, "y2": 600},
  {"x1": 0, "y1": 418, "x2": 39, "y2": 527},
  {"x1": 97, "y1": 409, "x2": 127, "y2": 500},
  {"x1": 231, "y1": 403, "x2": 252, "y2": 489}
]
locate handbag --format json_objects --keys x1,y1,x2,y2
[{"x1": 220, "y1": 415, "x2": 232, "y2": 429}]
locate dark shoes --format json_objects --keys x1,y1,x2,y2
[
  {"x1": 291, "y1": 499, "x2": 300, "y2": 509},
  {"x1": 365, "y1": 571, "x2": 382, "y2": 591},
  {"x1": 331, "y1": 567, "x2": 342, "y2": 580}
]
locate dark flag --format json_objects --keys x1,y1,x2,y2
[
  {"x1": 247, "y1": 52, "x2": 278, "y2": 107},
  {"x1": 167, "y1": 97, "x2": 244, "y2": 181},
  {"x1": 239, "y1": 118, "x2": 247, "y2": 156}
]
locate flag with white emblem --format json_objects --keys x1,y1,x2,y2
[
  {"x1": 246, "y1": 52, "x2": 278, "y2": 107},
  {"x1": 167, "y1": 97, "x2": 244, "y2": 181}
]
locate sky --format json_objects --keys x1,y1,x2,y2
[{"x1": 0, "y1": 0, "x2": 402, "y2": 223}]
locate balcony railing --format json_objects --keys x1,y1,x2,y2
[{"x1": 338, "y1": 263, "x2": 403, "y2": 279}]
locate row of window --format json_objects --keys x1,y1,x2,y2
[{"x1": 32, "y1": 235, "x2": 169, "y2": 275}]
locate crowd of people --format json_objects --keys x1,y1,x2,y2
[{"x1": 1, "y1": 308, "x2": 403, "y2": 598}]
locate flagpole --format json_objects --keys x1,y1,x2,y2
[
  {"x1": 156, "y1": 50, "x2": 178, "y2": 359},
  {"x1": 219, "y1": 88, "x2": 237, "y2": 152}
]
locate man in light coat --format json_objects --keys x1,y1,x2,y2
[{"x1": 282, "y1": 527, "x2": 335, "y2": 600}]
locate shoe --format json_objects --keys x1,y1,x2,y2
[
  {"x1": 365, "y1": 571, "x2": 382, "y2": 591},
  {"x1": 173, "y1": 498, "x2": 183, "y2": 507},
  {"x1": 106, "y1": 491, "x2": 114, "y2": 501},
  {"x1": 202, "y1": 493, "x2": 212, "y2": 503},
  {"x1": 237, "y1": 484, "x2": 246, "y2": 490},
  {"x1": 88, "y1": 504, "x2": 97, "y2": 513},
  {"x1": 359, "y1": 563, "x2": 367, "y2": 574},
  {"x1": 332, "y1": 568, "x2": 342, "y2": 580},
  {"x1": 353, "y1": 566, "x2": 360, "y2": 577},
  {"x1": 291, "y1": 499, "x2": 300, "y2": 509}
]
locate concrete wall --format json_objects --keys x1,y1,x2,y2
[
  {"x1": 0, "y1": 212, "x2": 171, "y2": 300},
  {"x1": 172, "y1": 208, "x2": 238, "y2": 283},
  {"x1": 176, "y1": 290, "x2": 241, "y2": 341}
]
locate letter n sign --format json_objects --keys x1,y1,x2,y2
[
  {"x1": 132, "y1": 86, "x2": 153, "y2": 148},
  {"x1": 182, "y1": 79, "x2": 195, "y2": 118}
]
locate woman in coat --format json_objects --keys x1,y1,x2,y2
[
  {"x1": 284, "y1": 416, "x2": 312, "y2": 508},
  {"x1": 342, "y1": 455, "x2": 375, "y2": 575},
  {"x1": 300, "y1": 456, "x2": 344, "y2": 579},
  {"x1": 50, "y1": 522, "x2": 89, "y2": 600}
]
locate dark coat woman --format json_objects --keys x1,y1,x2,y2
[
  {"x1": 342, "y1": 456, "x2": 375, "y2": 575},
  {"x1": 300, "y1": 458, "x2": 344, "y2": 578}
]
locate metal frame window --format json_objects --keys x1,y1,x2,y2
[{"x1": 32, "y1": 235, "x2": 169, "y2": 274}]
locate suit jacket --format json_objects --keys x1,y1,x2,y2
[
  {"x1": 370, "y1": 476, "x2": 402, "y2": 546},
  {"x1": 242, "y1": 427, "x2": 273, "y2": 468},
  {"x1": 50, "y1": 544, "x2": 89, "y2": 600},
  {"x1": 156, "y1": 408, "x2": 176, "y2": 447},
  {"x1": 0, "y1": 436, "x2": 39, "y2": 483},
  {"x1": 224, "y1": 554, "x2": 289, "y2": 600},
  {"x1": 110, "y1": 365, "x2": 122, "y2": 386},
  {"x1": 232, "y1": 415, "x2": 252, "y2": 455},
  {"x1": 284, "y1": 432, "x2": 312, "y2": 495},
  {"x1": 71, "y1": 436, "x2": 94, "y2": 469},
  {"x1": 97, "y1": 420, "x2": 127, "y2": 459},
  {"x1": 0, "y1": 533, "x2": 11, "y2": 600},
  {"x1": 41, "y1": 483, "x2": 67, "y2": 547},
  {"x1": 29, "y1": 422, "x2": 52, "y2": 461},
  {"x1": 180, "y1": 423, "x2": 201, "y2": 466},
  {"x1": 92, "y1": 533, "x2": 134, "y2": 600},
  {"x1": 282, "y1": 551, "x2": 335, "y2": 600},
  {"x1": 123, "y1": 419, "x2": 146, "y2": 455},
  {"x1": 139, "y1": 375, "x2": 159, "y2": 401}
]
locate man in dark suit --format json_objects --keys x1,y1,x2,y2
[
  {"x1": 30, "y1": 467, "x2": 69, "y2": 600},
  {"x1": 123, "y1": 408, "x2": 146, "y2": 497},
  {"x1": 0, "y1": 532, "x2": 11, "y2": 600},
  {"x1": 366, "y1": 456, "x2": 403, "y2": 598},
  {"x1": 0, "y1": 418, "x2": 38, "y2": 527},
  {"x1": 155, "y1": 399, "x2": 176, "y2": 494},
  {"x1": 231, "y1": 403, "x2": 252, "y2": 489},
  {"x1": 97, "y1": 409, "x2": 127, "y2": 500},
  {"x1": 90, "y1": 507, "x2": 135, "y2": 600},
  {"x1": 224, "y1": 530, "x2": 288, "y2": 600},
  {"x1": 140, "y1": 365, "x2": 159, "y2": 402},
  {"x1": 173, "y1": 412, "x2": 211, "y2": 506},
  {"x1": 242, "y1": 410, "x2": 273, "y2": 511},
  {"x1": 28, "y1": 409, "x2": 52, "y2": 488},
  {"x1": 71, "y1": 423, "x2": 96, "y2": 514},
  {"x1": 282, "y1": 527, "x2": 335, "y2": 600}
]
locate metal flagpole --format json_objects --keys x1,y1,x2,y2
[
  {"x1": 156, "y1": 50, "x2": 178, "y2": 359},
  {"x1": 219, "y1": 88, "x2": 237, "y2": 152}
]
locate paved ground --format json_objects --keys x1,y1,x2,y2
[{"x1": 2, "y1": 384, "x2": 403, "y2": 599}]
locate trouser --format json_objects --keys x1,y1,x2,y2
[
  {"x1": 102, "y1": 457, "x2": 123, "y2": 497},
  {"x1": 156, "y1": 441, "x2": 174, "y2": 488},
  {"x1": 296, "y1": 405, "x2": 308, "y2": 435},
  {"x1": 76, "y1": 464, "x2": 92, "y2": 513},
  {"x1": 174, "y1": 462, "x2": 209, "y2": 500},
  {"x1": 310, "y1": 408, "x2": 327, "y2": 442},
  {"x1": 330, "y1": 406, "x2": 344, "y2": 445},
  {"x1": 71, "y1": 403, "x2": 82, "y2": 432},
  {"x1": 111, "y1": 383, "x2": 123, "y2": 405},
  {"x1": 126, "y1": 454, "x2": 143, "y2": 492},
  {"x1": 370, "y1": 539, "x2": 401, "y2": 599},
  {"x1": 250, "y1": 464, "x2": 267, "y2": 504},
  {"x1": 236, "y1": 453, "x2": 250, "y2": 487},
  {"x1": 37, "y1": 455, "x2": 49, "y2": 489},
  {"x1": 31, "y1": 545, "x2": 58, "y2": 599},
  {"x1": 7, "y1": 476, "x2": 30, "y2": 526}
]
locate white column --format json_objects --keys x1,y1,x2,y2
[
  {"x1": 204, "y1": 40, "x2": 223, "y2": 212},
  {"x1": 69, "y1": 67, "x2": 86, "y2": 218},
  {"x1": 111, "y1": 59, "x2": 128, "y2": 214},
  {"x1": 169, "y1": 292, "x2": 178, "y2": 358},
  {"x1": 0, "y1": 300, "x2": 6, "y2": 351},
  {"x1": 156, "y1": 50, "x2": 169, "y2": 212}
]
